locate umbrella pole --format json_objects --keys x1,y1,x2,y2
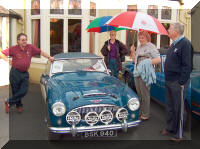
[
  {"x1": 107, "y1": 25, "x2": 110, "y2": 47},
  {"x1": 133, "y1": 30, "x2": 137, "y2": 48}
]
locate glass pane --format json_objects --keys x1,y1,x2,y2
[
  {"x1": 31, "y1": 0, "x2": 40, "y2": 15},
  {"x1": 126, "y1": 30, "x2": 137, "y2": 49},
  {"x1": 161, "y1": 6, "x2": 171, "y2": 20},
  {"x1": 50, "y1": 19, "x2": 63, "y2": 56},
  {"x1": 127, "y1": 5, "x2": 137, "y2": 11},
  {"x1": 52, "y1": 59, "x2": 106, "y2": 73},
  {"x1": 32, "y1": 19, "x2": 41, "y2": 58},
  {"x1": 127, "y1": 5, "x2": 137, "y2": 49},
  {"x1": 148, "y1": 5, "x2": 158, "y2": 18},
  {"x1": 151, "y1": 33, "x2": 157, "y2": 46},
  {"x1": 68, "y1": 0, "x2": 82, "y2": 15},
  {"x1": 68, "y1": 19, "x2": 81, "y2": 52},
  {"x1": 50, "y1": 0, "x2": 64, "y2": 14},
  {"x1": 160, "y1": 23, "x2": 170, "y2": 49},
  {"x1": 90, "y1": 1, "x2": 96, "y2": 17}
]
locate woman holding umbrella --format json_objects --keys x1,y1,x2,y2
[{"x1": 130, "y1": 30, "x2": 161, "y2": 121}]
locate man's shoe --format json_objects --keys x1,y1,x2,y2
[
  {"x1": 5, "y1": 100, "x2": 10, "y2": 113},
  {"x1": 160, "y1": 129, "x2": 172, "y2": 136},
  {"x1": 17, "y1": 107, "x2": 23, "y2": 113},
  {"x1": 171, "y1": 137, "x2": 182, "y2": 143}
]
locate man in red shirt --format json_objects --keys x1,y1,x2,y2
[{"x1": 0, "y1": 33, "x2": 54, "y2": 113}]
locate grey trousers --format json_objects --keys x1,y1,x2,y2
[
  {"x1": 165, "y1": 80, "x2": 190, "y2": 139},
  {"x1": 134, "y1": 76, "x2": 150, "y2": 118}
]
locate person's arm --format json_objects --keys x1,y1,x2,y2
[
  {"x1": 41, "y1": 51, "x2": 54, "y2": 62},
  {"x1": 152, "y1": 57, "x2": 161, "y2": 65},
  {"x1": 178, "y1": 40, "x2": 192, "y2": 86},
  {"x1": 0, "y1": 51, "x2": 9, "y2": 63},
  {"x1": 130, "y1": 45, "x2": 136, "y2": 63},
  {"x1": 101, "y1": 41, "x2": 109, "y2": 56}
]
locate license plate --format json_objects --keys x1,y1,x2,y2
[{"x1": 83, "y1": 130, "x2": 117, "y2": 138}]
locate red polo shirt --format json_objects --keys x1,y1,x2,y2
[{"x1": 2, "y1": 44, "x2": 41, "y2": 72}]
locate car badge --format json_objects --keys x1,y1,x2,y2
[{"x1": 90, "y1": 100, "x2": 102, "y2": 103}]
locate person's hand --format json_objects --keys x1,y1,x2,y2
[
  {"x1": 48, "y1": 56, "x2": 54, "y2": 62},
  {"x1": 107, "y1": 45, "x2": 110, "y2": 51},
  {"x1": 130, "y1": 44, "x2": 136, "y2": 59},
  {"x1": 130, "y1": 44, "x2": 136, "y2": 53}
]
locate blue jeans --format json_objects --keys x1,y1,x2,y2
[
  {"x1": 108, "y1": 59, "x2": 118, "y2": 78},
  {"x1": 9, "y1": 67, "x2": 29, "y2": 108}
]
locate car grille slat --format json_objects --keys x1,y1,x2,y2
[{"x1": 72, "y1": 104, "x2": 119, "y2": 119}]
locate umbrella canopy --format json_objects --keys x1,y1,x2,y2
[
  {"x1": 86, "y1": 16, "x2": 127, "y2": 33},
  {"x1": 106, "y1": 11, "x2": 168, "y2": 35}
]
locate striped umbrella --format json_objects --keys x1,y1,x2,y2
[
  {"x1": 86, "y1": 16, "x2": 127, "y2": 33},
  {"x1": 106, "y1": 11, "x2": 168, "y2": 35}
]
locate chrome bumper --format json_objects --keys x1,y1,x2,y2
[{"x1": 49, "y1": 120, "x2": 141, "y2": 134}]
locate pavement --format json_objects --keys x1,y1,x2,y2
[{"x1": 0, "y1": 85, "x2": 9, "y2": 149}]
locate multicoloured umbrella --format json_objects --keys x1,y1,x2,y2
[
  {"x1": 86, "y1": 16, "x2": 127, "y2": 33},
  {"x1": 106, "y1": 11, "x2": 168, "y2": 35}
]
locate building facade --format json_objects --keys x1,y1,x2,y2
[{"x1": 1, "y1": 0, "x2": 192, "y2": 84}]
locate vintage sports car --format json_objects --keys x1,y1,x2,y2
[
  {"x1": 122, "y1": 53, "x2": 200, "y2": 120},
  {"x1": 40, "y1": 52, "x2": 141, "y2": 139}
]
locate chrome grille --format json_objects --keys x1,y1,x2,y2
[{"x1": 72, "y1": 104, "x2": 119, "y2": 119}]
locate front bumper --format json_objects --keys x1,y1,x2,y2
[{"x1": 49, "y1": 120, "x2": 141, "y2": 134}]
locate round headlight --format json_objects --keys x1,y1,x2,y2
[
  {"x1": 66, "y1": 111, "x2": 81, "y2": 125},
  {"x1": 128, "y1": 98, "x2": 140, "y2": 111},
  {"x1": 116, "y1": 108, "x2": 128, "y2": 122},
  {"x1": 99, "y1": 110, "x2": 113, "y2": 125},
  {"x1": 52, "y1": 102, "x2": 66, "y2": 116}
]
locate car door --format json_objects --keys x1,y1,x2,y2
[{"x1": 150, "y1": 55, "x2": 166, "y2": 104}]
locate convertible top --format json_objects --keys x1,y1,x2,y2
[{"x1": 54, "y1": 52, "x2": 101, "y2": 60}]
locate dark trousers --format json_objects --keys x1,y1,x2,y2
[
  {"x1": 108, "y1": 59, "x2": 118, "y2": 78},
  {"x1": 8, "y1": 67, "x2": 29, "y2": 108},
  {"x1": 165, "y1": 80, "x2": 190, "y2": 139}
]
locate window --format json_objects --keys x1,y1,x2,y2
[
  {"x1": 193, "y1": 53, "x2": 200, "y2": 71},
  {"x1": 148, "y1": 5, "x2": 158, "y2": 18},
  {"x1": 160, "y1": 23, "x2": 170, "y2": 49},
  {"x1": 90, "y1": 1, "x2": 96, "y2": 17},
  {"x1": 50, "y1": 0, "x2": 64, "y2": 14},
  {"x1": 126, "y1": 30, "x2": 137, "y2": 49},
  {"x1": 32, "y1": 19, "x2": 40, "y2": 49},
  {"x1": 68, "y1": 0, "x2": 82, "y2": 15},
  {"x1": 126, "y1": 5, "x2": 137, "y2": 49},
  {"x1": 68, "y1": 19, "x2": 81, "y2": 52},
  {"x1": 161, "y1": 6, "x2": 171, "y2": 20},
  {"x1": 31, "y1": 0, "x2": 40, "y2": 15},
  {"x1": 151, "y1": 33, "x2": 157, "y2": 46},
  {"x1": 127, "y1": 5, "x2": 137, "y2": 12},
  {"x1": 32, "y1": 19, "x2": 41, "y2": 58},
  {"x1": 50, "y1": 19, "x2": 63, "y2": 56}
]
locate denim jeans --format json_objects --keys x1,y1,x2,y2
[
  {"x1": 108, "y1": 59, "x2": 118, "y2": 78},
  {"x1": 8, "y1": 67, "x2": 29, "y2": 108}
]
